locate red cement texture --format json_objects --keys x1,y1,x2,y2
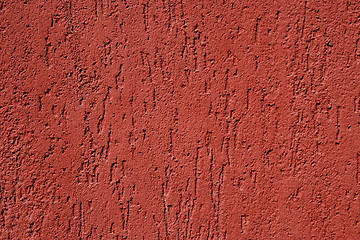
[{"x1": 1, "y1": 0, "x2": 360, "y2": 239}]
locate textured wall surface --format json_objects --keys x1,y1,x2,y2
[{"x1": 1, "y1": 0, "x2": 360, "y2": 239}]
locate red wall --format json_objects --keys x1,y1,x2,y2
[{"x1": 1, "y1": 0, "x2": 360, "y2": 239}]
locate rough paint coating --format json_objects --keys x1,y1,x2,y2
[{"x1": 1, "y1": 0, "x2": 360, "y2": 239}]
